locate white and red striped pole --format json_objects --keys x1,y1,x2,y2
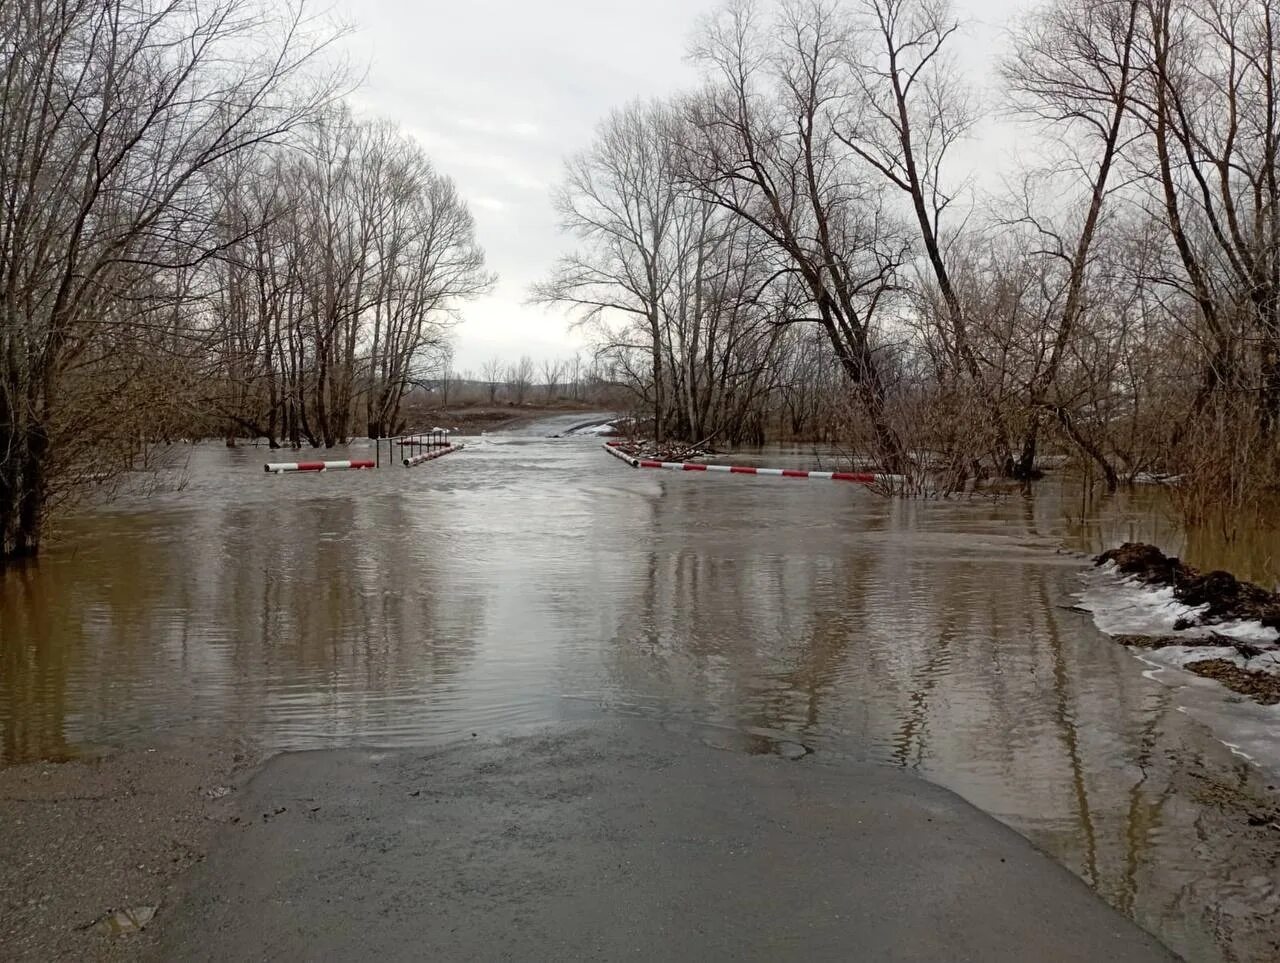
[
  {"x1": 635, "y1": 459, "x2": 887, "y2": 482},
  {"x1": 603, "y1": 443, "x2": 640, "y2": 468},
  {"x1": 404, "y1": 443, "x2": 464, "y2": 468},
  {"x1": 264, "y1": 459, "x2": 376, "y2": 474},
  {"x1": 603, "y1": 444, "x2": 897, "y2": 485}
]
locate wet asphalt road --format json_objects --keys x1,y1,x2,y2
[{"x1": 158, "y1": 721, "x2": 1173, "y2": 961}]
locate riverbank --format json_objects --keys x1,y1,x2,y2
[
  {"x1": 0, "y1": 740, "x2": 260, "y2": 962},
  {"x1": 1090, "y1": 543, "x2": 1280, "y2": 705}
]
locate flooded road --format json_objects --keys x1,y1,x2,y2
[{"x1": 2, "y1": 414, "x2": 1278, "y2": 960}]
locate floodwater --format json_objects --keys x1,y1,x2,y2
[{"x1": 2, "y1": 415, "x2": 1278, "y2": 960}]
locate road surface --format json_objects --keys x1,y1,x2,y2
[{"x1": 159, "y1": 721, "x2": 1174, "y2": 961}]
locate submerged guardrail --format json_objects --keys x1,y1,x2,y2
[
  {"x1": 404, "y1": 443, "x2": 464, "y2": 468},
  {"x1": 264, "y1": 459, "x2": 375, "y2": 474}
]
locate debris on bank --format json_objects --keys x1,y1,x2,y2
[
  {"x1": 1110, "y1": 632, "x2": 1272, "y2": 658},
  {"x1": 1085, "y1": 542, "x2": 1280, "y2": 707},
  {"x1": 609, "y1": 438, "x2": 714, "y2": 462},
  {"x1": 1187, "y1": 659, "x2": 1280, "y2": 705},
  {"x1": 1096, "y1": 543, "x2": 1280, "y2": 630},
  {"x1": 91, "y1": 905, "x2": 157, "y2": 937}
]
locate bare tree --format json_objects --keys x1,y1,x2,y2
[
  {"x1": 541, "y1": 358, "x2": 565, "y2": 402},
  {"x1": 1001, "y1": 0, "x2": 1141, "y2": 484},
  {"x1": 200, "y1": 111, "x2": 492, "y2": 445},
  {"x1": 1139, "y1": 0, "x2": 1280, "y2": 425},
  {"x1": 507, "y1": 356, "x2": 535, "y2": 404},
  {"x1": 436, "y1": 346, "x2": 457, "y2": 407},
  {"x1": 567, "y1": 353, "x2": 585, "y2": 401},
  {"x1": 533, "y1": 103, "x2": 680, "y2": 441},
  {"x1": 0, "y1": 0, "x2": 344, "y2": 561},
  {"x1": 481, "y1": 356, "x2": 504, "y2": 403},
  {"x1": 682, "y1": 0, "x2": 908, "y2": 469},
  {"x1": 839, "y1": 0, "x2": 1014, "y2": 472}
]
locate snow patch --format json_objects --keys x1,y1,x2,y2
[
  {"x1": 1077, "y1": 564, "x2": 1280, "y2": 775},
  {"x1": 1079, "y1": 562, "x2": 1279, "y2": 645},
  {"x1": 578, "y1": 423, "x2": 617, "y2": 435},
  {"x1": 1134, "y1": 652, "x2": 1280, "y2": 772},
  {"x1": 565, "y1": 422, "x2": 617, "y2": 436}
]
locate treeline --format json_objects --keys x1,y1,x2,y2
[
  {"x1": 538, "y1": 0, "x2": 1280, "y2": 510},
  {"x1": 205, "y1": 110, "x2": 493, "y2": 448},
  {"x1": 0, "y1": 0, "x2": 490, "y2": 560},
  {"x1": 458, "y1": 353, "x2": 633, "y2": 406}
]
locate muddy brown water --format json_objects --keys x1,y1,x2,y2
[{"x1": 2, "y1": 415, "x2": 1278, "y2": 960}]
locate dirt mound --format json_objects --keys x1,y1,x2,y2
[
  {"x1": 1096, "y1": 542, "x2": 1190, "y2": 583},
  {"x1": 1096, "y1": 542, "x2": 1280, "y2": 630},
  {"x1": 1178, "y1": 571, "x2": 1280, "y2": 626}
]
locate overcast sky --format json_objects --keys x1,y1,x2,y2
[{"x1": 334, "y1": 0, "x2": 1029, "y2": 373}]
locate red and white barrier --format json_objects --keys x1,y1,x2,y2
[
  {"x1": 637, "y1": 460, "x2": 889, "y2": 483},
  {"x1": 404, "y1": 443, "x2": 464, "y2": 468},
  {"x1": 603, "y1": 443, "x2": 640, "y2": 468},
  {"x1": 603, "y1": 444, "x2": 895, "y2": 485},
  {"x1": 264, "y1": 459, "x2": 375, "y2": 474}
]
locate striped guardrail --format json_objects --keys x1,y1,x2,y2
[
  {"x1": 602, "y1": 444, "x2": 896, "y2": 485},
  {"x1": 404, "y1": 443, "x2": 464, "y2": 468},
  {"x1": 264, "y1": 459, "x2": 375, "y2": 474}
]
